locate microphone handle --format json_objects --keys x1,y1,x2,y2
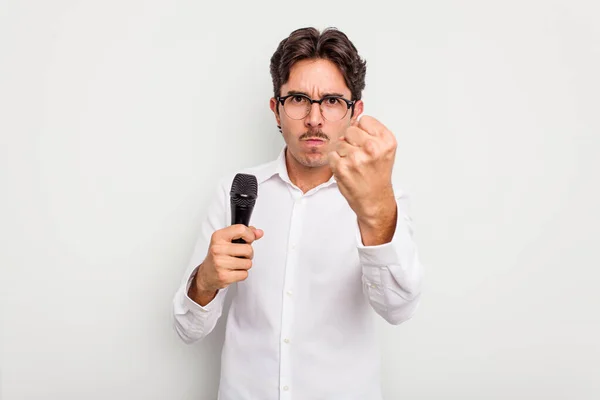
[{"x1": 231, "y1": 205, "x2": 254, "y2": 244}]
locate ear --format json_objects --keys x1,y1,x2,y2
[
  {"x1": 350, "y1": 99, "x2": 364, "y2": 125},
  {"x1": 270, "y1": 97, "x2": 281, "y2": 126}
]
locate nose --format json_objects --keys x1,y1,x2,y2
[{"x1": 304, "y1": 102, "x2": 324, "y2": 129}]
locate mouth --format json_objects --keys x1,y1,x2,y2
[{"x1": 302, "y1": 138, "x2": 327, "y2": 147}]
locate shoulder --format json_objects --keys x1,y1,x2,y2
[{"x1": 216, "y1": 158, "x2": 279, "y2": 192}]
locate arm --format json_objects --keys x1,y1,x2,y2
[
  {"x1": 356, "y1": 190, "x2": 423, "y2": 325},
  {"x1": 172, "y1": 179, "x2": 229, "y2": 344}
]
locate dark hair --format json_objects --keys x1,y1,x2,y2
[{"x1": 269, "y1": 27, "x2": 367, "y2": 101}]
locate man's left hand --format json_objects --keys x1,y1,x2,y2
[{"x1": 328, "y1": 115, "x2": 397, "y2": 226}]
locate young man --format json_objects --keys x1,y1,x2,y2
[{"x1": 172, "y1": 27, "x2": 423, "y2": 400}]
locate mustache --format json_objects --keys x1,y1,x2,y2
[{"x1": 299, "y1": 130, "x2": 329, "y2": 141}]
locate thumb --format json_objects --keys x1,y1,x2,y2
[{"x1": 249, "y1": 226, "x2": 264, "y2": 240}]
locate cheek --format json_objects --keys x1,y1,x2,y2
[
  {"x1": 279, "y1": 120, "x2": 303, "y2": 142},
  {"x1": 281, "y1": 116, "x2": 304, "y2": 131}
]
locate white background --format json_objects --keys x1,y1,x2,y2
[{"x1": 1, "y1": 1, "x2": 599, "y2": 399}]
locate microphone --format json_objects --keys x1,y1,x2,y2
[{"x1": 229, "y1": 173, "x2": 258, "y2": 244}]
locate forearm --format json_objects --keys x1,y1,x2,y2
[
  {"x1": 357, "y1": 193, "x2": 423, "y2": 324},
  {"x1": 173, "y1": 265, "x2": 228, "y2": 344},
  {"x1": 357, "y1": 194, "x2": 397, "y2": 246}
]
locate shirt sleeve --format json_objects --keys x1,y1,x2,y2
[
  {"x1": 356, "y1": 188, "x2": 424, "y2": 325},
  {"x1": 172, "y1": 176, "x2": 232, "y2": 344}
]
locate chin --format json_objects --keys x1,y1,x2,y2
[
  {"x1": 299, "y1": 154, "x2": 328, "y2": 168},
  {"x1": 289, "y1": 145, "x2": 330, "y2": 168}
]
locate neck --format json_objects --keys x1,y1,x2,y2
[{"x1": 285, "y1": 147, "x2": 333, "y2": 193}]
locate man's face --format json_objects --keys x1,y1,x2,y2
[{"x1": 270, "y1": 58, "x2": 364, "y2": 169}]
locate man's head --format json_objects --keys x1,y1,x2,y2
[{"x1": 269, "y1": 27, "x2": 366, "y2": 169}]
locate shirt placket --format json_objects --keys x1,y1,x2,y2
[{"x1": 279, "y1": 193, "x2": 305, "y2": 398}]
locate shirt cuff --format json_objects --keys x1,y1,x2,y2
[
  {"x1": 181, "y1": 266, "x2": 227, "y2": 316},
  {"x1": 355, "y1": 197, "x2": 410, "y2": 268}
]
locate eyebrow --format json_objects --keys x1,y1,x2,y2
[{"x1": 285, "y1": 90, "x2": 346, "y2": 98}]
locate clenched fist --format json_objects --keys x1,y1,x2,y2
[
  {"x1": 328, "y1": 115, "x2": 397, "y2": 223},
  {"x1": 189, "y1": 224, "x2": 264, "y2": 306}
]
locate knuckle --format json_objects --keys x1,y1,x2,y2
[
  {"x1": 365, "y1": 139, "x2": 377, "y2": 155},
  {"x1": 213, "y1": 255, "x2": 224, "y2": 270},
  {"x1": 385, "y1": 132, "x2": 396, "y2": 147},
  {"x1": 216, "y1": 269, "x2": 227, "y2": 283},
  {"x1": 385, "y1": 140, "x2": 396, "y2": 156}
]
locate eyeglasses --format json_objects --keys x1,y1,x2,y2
[{"x1": 276, "y1": 94, "x2": 355, "y2": 121}]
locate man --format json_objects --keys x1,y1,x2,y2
[{"x1": 172, "y1": 27, "x2": 423, "y2": 400}]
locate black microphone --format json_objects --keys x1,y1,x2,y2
[{"x1": 230, "y1": 173, "x2": 258, "y2": 244}]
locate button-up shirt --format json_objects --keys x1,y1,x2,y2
[{"x1": 172, "y1": 146, "x2": 423, "y2": 400}]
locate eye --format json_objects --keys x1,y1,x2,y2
[
  {"x1": 323, "y1": 97, "x2": 343, "y2": 107},
  {"x1": 291, "y1": 95, "x2": 306, "y2": 104}
]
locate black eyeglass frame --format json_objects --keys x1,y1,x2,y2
[{"x1": 276, "y1": 94, "x2": 356, "y2": 120}]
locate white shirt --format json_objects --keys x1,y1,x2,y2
[{"x1": 172, "y1": 146, "x2": 423, "y2": 400}]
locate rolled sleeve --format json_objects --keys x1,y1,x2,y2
[
  {"x1": 172, "y1": 266, "x2": 230, "y2": 344},
  {"x1": 356, "y1": 192, "x2": 423, "y2": 324},
  {"x1": 182, "y1": 267, "x2": 228, "y2": 315}
]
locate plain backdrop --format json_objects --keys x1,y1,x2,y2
[{"x1": 1, "y1": 0, "x2": 599, "y2": 399}]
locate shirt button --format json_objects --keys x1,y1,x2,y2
[
  {"x1": 291, "y1": 243, "x2": 296, "y2": 250},
  {"x1": 370, "y1": 283, "x2": 378, "y2": 288},
  {"x1": 283, "y1": 385, "x2": 289, "y2": 391},
  {"x1": 286, "y1": 290, "x2": 293, "y2": 296},
  {"x1": 284, "y1": 338, "x2": 290, "y2": 344}
]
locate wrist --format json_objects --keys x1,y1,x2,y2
[
  {"x1": 357, "y1": 194, "x2": 397, "y2": 246},
  {"x1": 188, "y1": 269, "x2": 218, "y2": 307},
  {"x1": 356, "y1": 189, "x2": 396, "y2": 227},
  {"x1": 192, "y1": 266, "x2": 215, "y2": 293}
]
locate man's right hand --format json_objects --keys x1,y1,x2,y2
[{"x1": 189, "y1": 224, "x2": 264, "y2": 306}]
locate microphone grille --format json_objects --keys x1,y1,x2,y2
[{"x1": 230, "y1": 173, "x2": 258, "y2": 207}]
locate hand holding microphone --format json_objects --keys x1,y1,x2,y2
[{"x1": 190, "y1": 174, "x2": 261, "y2": 306}]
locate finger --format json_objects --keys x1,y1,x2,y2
[
  {"x1": 226, "y1": 270, "x2": 250, "y2": 284},
  {"x1": 328, "y1": 150, "x2": 350, "y2": 179},
  {"x1": 226, "y1": 255, "x2": 253, "y2": 271},
  {"x1": 335, "y1": 140, "x2": 355, "y2": 158},
  {"x1": 343, "y1": 126, "x2": 370, "y2": 147},
  {"x1": 357, "y1": 115, "x2": 388, "y2": 137},
  {"x1": 328, "y1": 149, "x2": 342, "y2": 167},
  {"x1": 222, "y1": 242, "x2": 254, "y2": 259},
  {"x1": 218, "y1": 224, "x2": 257, "y2": 244}
]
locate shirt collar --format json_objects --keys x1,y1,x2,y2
[{"x1": 255, "y1": 146, "x2": 337, "y2": 188}]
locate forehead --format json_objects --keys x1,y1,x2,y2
[{"x1": 282, "y1": 58, "x2": 350, "y2": 97}]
